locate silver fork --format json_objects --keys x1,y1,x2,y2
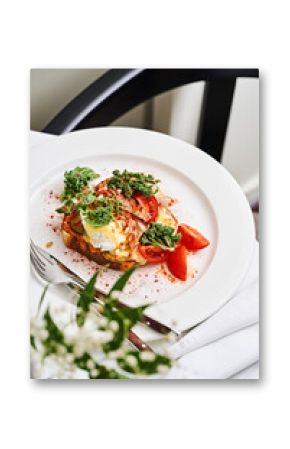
[
  {"x1": 30, "y1": 239, "x2": 153, "y2": 351},
  {"x1": 30, "y1": 240, "x2": 172, "y2": 335}
]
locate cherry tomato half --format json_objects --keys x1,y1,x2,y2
[
  {"x1": 167, "y1": 244, "x2": 187, "y2": 281},
  {"x1": 134, "y1": 194, "x2": 159, "y2": 223},
  {"x1": 138, "y1": 244, "x2": 168, "y2": 264},
  {"x1": 177, "y1": 224, "x2": 209, "y2": 251}
]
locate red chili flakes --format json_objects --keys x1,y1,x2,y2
[{"x1": 157, "y1": 264, "x2": 177, "y2": 284}]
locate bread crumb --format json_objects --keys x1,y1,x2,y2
[{"x1": 46, "y1": 241, "x2": 53, "y2": 248}]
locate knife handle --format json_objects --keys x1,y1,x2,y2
[
  {"x1": 117, "y1": 301, "x2": 171, "y2": 335},
  {"x1": 93, "y1": 292, "x2": 153, "y2": 352},
  {"x1": 93, "y1": 290, "x2": 171, "y2": 335},
  {"x1": 128, "y1": 330, "x2": 153, "y2": 352}
]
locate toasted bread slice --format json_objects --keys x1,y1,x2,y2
[{"x1": 61, "y1": 212, "x2": 138, "y2": 271}]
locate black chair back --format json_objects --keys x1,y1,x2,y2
[{"x1": 44, "y1": 68, "x2": 258, "y2": 161}]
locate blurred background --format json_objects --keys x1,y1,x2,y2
[{"x1": 30, "y1": 69, "x2": 259, "y2": 210}]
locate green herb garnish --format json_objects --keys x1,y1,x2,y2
[
  {"x1": 60, "y1": 167, "x2": 99, "y2": 202},
  {"x1": 56, "y1": 167, "x2": 99, "y2": 215},
  {"x1": 140, "y1": 223, "x2": 181, "y2": 250},
  {"x1": 81, "y1": 197, "x2": 122, "y2": 227},
  {"x1": 77, "y1": 191, "x2": 97, "y2": 208},
  {"x1": 108, "y1": 169, "x2": 159, "y2": 198},
  {"x1": 84, "y1": 205, "x2": 114, "y2": 227},
  {"x1": 95, "y1": 197, "x2": 122, "y2": 214}
]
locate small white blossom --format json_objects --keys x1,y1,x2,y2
[
  {"x1": 126, "y1": 355, "x2": 138, "y2": 367},
  {"x1": 87, "y1": 359, "x2": 95, "y2": 370},
  {"x1": 140, "y1": 351, "x2": 156, "y2": 362},
  {"x1": 108, "y1": 347, "x2": 126, "y2": 359},
  {"x1": 90, "y1": 368, "x2": 99, "y2": 378},
  {"x1": 73, "y1": 343, "x2": 85, "y2": 358},
  {"x1": 40, "y1": 329, "x2": 49, "y2": 340},
  {"x1": 65, "y1": 353, "x2": 74, "y2": 364},
  {"x1": 57, "y1": 345, "x2": 67, "y2": 355},
  {"x1": 110, "y1": 291, "x2": 121, "y2": 300},
  {"x1": 157, "y1": 364, "x2": 169, "y2": 374},
  {"x1": 109, "y1": 320, "x2": 119, "y2": 332},
  {"x1": 99, "y1": 317, "x2": 108, "y2": 327},
  {"x1": 84, "y1": 317, "x2": 98, "y2": 332},
  {"x1": 101, "y1": 330, "x2": 114, "y2": 343}
]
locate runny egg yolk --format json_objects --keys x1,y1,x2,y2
[{"x1": 81, "y1": 214, "x2": 126, "y2": 252}]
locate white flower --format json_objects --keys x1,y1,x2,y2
[
  {"x1": 107, "y1": 347, "x2": 126, "y2": 359},
  {"x1": 87, "y1": 359, "x2": 95, "y2": 370},
  {"x1": 57, "y1": 345, "x2": 67, "y2": 355},
  {"x1": 110, "y1": 291, "x2": 121, "y2": 300},
  {"x1": 99, "y1": 317, "x2": 108, "y2": 327},
  {"x1": 73, "y1": 343, "x2": 85, "y2": 358},
  {"x1": 126, "y1": 355, "x2": 138, "y2": 367},
  {"x1": 109, "y1": 320, "x2": 119, "y2": 332},
  {"x1": 101, "y1": 330, "x2": 114, "y2": 343},
  {"x1": 65, "y1": 353, "x2": 74, "y2": 364},
  {"x1": 157, "y1": 364, "x2": 169, "y2": 374},
  {"x1": 90, "y1": 368, "x2": 99, "y2": 378},
  {"x1": 40, "y1": 329, "x2": 49, "y2": 340},
  {"x1": 140, "y1": 351, "x2": 156, "y2": 362},
  {"x1": 83, "y1": 316, "x2": 98, "y2": 332}
]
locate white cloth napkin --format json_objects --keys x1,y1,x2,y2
[
  {"x1": 29, "y1": 131, "x2": 259, "y2": 380},
  {"x1": 166, "y1": 241, "x2": 259, "y2": 379}
]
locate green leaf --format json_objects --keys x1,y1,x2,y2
[
  {"x1": 109, "y1": 266, "x2": 137, "y2": 294},
  {"x1": 43, "y1": 309, "x2": 65, "y2": 344},
  {"x1": 76, "y1": 271, "x2": 99, "y2": 326},
  {"x1": 140, "y1": 222, "x2": 181, "y2": 250},
  {"x1": 30, "y1": 335, "x2": 37, "y2": 350},
  {"x1": 37, "y1": 283, "x2": 49, "y2": 315}
]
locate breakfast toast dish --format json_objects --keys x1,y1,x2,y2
[{"x1": 56, "y1": 166, "x2": 210, "y2": 281}]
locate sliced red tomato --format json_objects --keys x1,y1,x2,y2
[
  {"x1": 167, "y1": 244, "x2": 187, "y2": 281},
  {"x1": 138, "y1": 244, "x2": 168, "y2": 264},
  {"x1": 134, "y1": 194, "x2": 159, "y2": 223},
  {"x1": 177, "y1": 224, "x2": 209, "y2": 251}
]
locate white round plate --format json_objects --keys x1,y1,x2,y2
[{"x1": 30, "y1": 127, "x2": 255, "y2": 333}]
